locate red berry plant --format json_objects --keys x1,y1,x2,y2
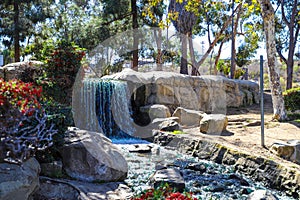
[
  {"x1": 0, "y1": 78, "x2": 57, "y2": 163},
  {"x1": 131, "y1": 184, "x2": 199, "y2": 200}
]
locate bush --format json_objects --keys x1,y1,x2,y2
[
  {"x1": 43, "y1": 40, "x2": 85, "y2": 105},
  {"x1": 283, "y1": 87, "x2": 300, "y2": 111},
  {"x1": 0, "y1": 79, "x2": 56, "y2": 163}
]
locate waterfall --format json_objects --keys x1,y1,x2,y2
[{"x1": 73, "y1": 78, "x2": 135, "y2": 139}]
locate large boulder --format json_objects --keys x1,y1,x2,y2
[
  {"x1": 140, "y1": 104, "x2": 171, "y2": 120},
  {"x1": 59, "y1": 127, "x2": 128, "y2": 182},
  {"x1": 199, "y1": 114, "x2": 228, "y2": 134},
  {"x1": 172, "y1": 107, "x2": 205, "y2": 127},
  {"x1": 270, "y1": 140, "x2": 300, "y2": 164},
  {"x1": 0, "y1": 158, "x2": 40, "y2": 200},
  {"x1": 104, "y1": 69, "x2": 259, "y2": 113},
  {"x1": 0, "y1": 61, "x2": 43, "y2": 82}
]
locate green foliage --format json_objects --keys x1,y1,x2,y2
[
  {"x1": 0, "y1": 0, "x2": 54, "y2": 60},
  {"x1": 42, "y1": 40, "x2": 85, "y2": 105},
  {"x1": 216, "y1": 60, "x2": 230, "y2": 76},
  {"x1": 234, "y1": 68, "x2": 245, "y2": 79},
  {"x1": 283, "y1": 87, "x2": 300, "y2": 111},
  {"x1": 235, "y1": 43, "x2": 257, "y2": 68}
]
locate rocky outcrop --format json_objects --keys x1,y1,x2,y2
[
  {"x1": 270, "y1": 140, "x2": 300, "y2": 164},
  {"x1": 105, "y1": 69, "x2": 259, "y2": 113},
  {"x1": 172, "y1": 107, "x2": 205, "y2": 128},
  {"x1": 153, "y1": 132, "x2": 300, "y2": 198},
  {"x1": 0, "y1": 61, "x2": 43, "y2": 82},
  {"x1": 199, "y1": 114, "x2": 228, "y2": 134},
  {"x1": 59, "y1": 127, "x2": 128, "y2": 182},
  {"x1": 0, "y1": 158, "x2": 40, "y2": 200}
]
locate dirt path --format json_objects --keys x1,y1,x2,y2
[{"x1": 185, "y1": 92, "x2": 300, "y2": 170}]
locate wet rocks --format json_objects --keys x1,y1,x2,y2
[
  {"x1": 153, "y1": 131, "x2": 300, "y2": 199},
  {"x1": 128, "y1": 144, "x2": 152, "y2": 153},
  {"x1": 150, "y1": 168, "x2": 185, "y2": 192},
  {"x1": 185, "y1": 163, "x2": 207, "y2": 173}
]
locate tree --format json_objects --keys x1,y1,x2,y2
[
  {"x1": 169, "y1": 0, "x2": 197, "y2": 75},
  {"x1": 258, "y1": 0, "x2": 287, "y2": 121},
  {"x1": 140, "y1": 0, "x2": 166, "y2": 71},
  {"x1": 0, "y1": 0, "x2": 54, "y2": 62},
  {"x1": 275, "y1": 0, "x2": 300, "y2": 90}
]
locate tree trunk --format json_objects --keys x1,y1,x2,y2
[
  {"x1": 154, "y1": 28, "x2": 163, "y2": 71},
  {"x1": 214, "y1": 39, "x2": 226, "y2": 75},
  {"x1": 188, "y1": 33, "x2": 198, "y2": 76},
  {"x1": 230, "y1": 2, "x2": 242, "y2": 79},
  {"x1": 180, "y1": 34, "x2": 188, "y2": 74},
  {"x1": 258, "y1": 0, "x2": 287, "y2": 121},
  {"x1": 13, "y1": 1, "x2": 20, "y2": 62},
  {"x1": 131, "y1": 0, "x2": 138, "y2": 71},
  {"x1": 276, "y1": 0, "x2": 299, "y2": 90}
]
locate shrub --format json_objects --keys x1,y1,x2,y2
[
  {"x1": 283, "y1": 87, "x2": 300, "y2": 111},
  {"x1": 0, "y1": 79, "x2": 56, "y2": 163},
  {"x1": 43, "y1": 40, "x2": 85, "y2": 105}
]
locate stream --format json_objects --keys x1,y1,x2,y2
[{"x1": 115, "y1": 141, "x2": 296, "y2": 200}]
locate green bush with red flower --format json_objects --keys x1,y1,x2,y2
[
  {"x1": 131, "y1": 184, "x2": 199, "y2": 200},
  {"x1": 0, "y1": 78, "x2": 42, "y2": 114},
  {"x1": 43, "y1": 40, "x2": 85, "y2": 105},
  {"x1": 0, "y1": 78, "x2": 56, "y2": 163}
]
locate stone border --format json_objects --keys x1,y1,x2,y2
[{"x1": 152, "y1": 132, "x2": 300, "y2": 199}]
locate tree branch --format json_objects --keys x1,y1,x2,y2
[{"x1": 280, "y1": 0, "x2": 290, "y2": 26}]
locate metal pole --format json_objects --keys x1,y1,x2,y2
[
  {"x1": 230, "y1": 0, "x2": 235, "y2": 79},
  {"x1": 260, "y1": 55, "x2": 265, "y2": 147}
]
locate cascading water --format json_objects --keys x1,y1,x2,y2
[
  {"x1": 73, "y1": 78, "x2": 136, "y2": 140},
  {"x1": 95, "y1": 79, "x2": 135, "y2": 139}
]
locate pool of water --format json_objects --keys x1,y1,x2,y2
[{"x1": 117, "y1": 143, "x2": 296, "y2": 200}]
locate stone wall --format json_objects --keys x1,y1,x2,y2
[
  {"x1": 105, "y1": 69, "x2": 259, "y2": 113},
  {"x1": 153, "y1": 132, "x2": 300, "y2": 199}
]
